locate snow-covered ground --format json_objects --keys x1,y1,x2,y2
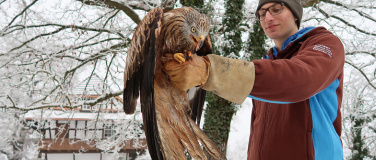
[{"x1": 227, "y1": 98, "x2": 253, "y2": 160}]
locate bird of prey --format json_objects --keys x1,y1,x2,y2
[{"x1": 123, "y1": 7, "x2": 224, "y2": 160}]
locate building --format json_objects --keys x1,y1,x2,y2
[{"x1": 26, "y1": 74, "x2": 147, "y2": 160}]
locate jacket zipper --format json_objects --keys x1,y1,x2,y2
[{"x1": 258, "y1": 103, "x2": 270, "y2": 159}]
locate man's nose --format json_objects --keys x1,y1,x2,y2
[{"x1": 264, "y1": 11, "x2": 274, "y2": 21}]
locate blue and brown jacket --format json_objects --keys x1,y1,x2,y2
[{"x1": 248, "y1": 27, "x2": 344, "y2": 160}]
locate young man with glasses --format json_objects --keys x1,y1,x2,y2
[{"x1": 163, "y1": 0, "x2": 344, "y2": 159}]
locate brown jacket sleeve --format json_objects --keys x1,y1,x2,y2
[{"x1": 250, "y1": 29, "x2": 345, "y2": 102}]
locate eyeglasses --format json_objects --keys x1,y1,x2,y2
[{"x1": 256, "y1": 3, "x2": 285, "y2": 21}]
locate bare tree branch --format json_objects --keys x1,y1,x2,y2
[
  {"x1": 345, "y1": 60, "x2": 376, "y2": 90},
  {"x1": 55, "y1": 38, "x2": 124, "y2": 60},
  {"x1": 6, "y1": 95, "x2": 16, "y2": 107},
  {"x1": 25, "y1": 41, "x2": 126, "y2": 107},
  {"x1": 322, "y1": 0, "x2": 376, "y2": 23},
  {"x1": 3, "y1": 0, "x2": 39, "y2": 30},
  {"x1": 316, "y1": 6, "x2": 376, "y2": 36},
  {"x1": 0, "y1": 0, "x2": 7, "y2": 6},
  {"x1": 8, "y1": 27, "x2": 66, "y2": 52},
  {"x1": 346, "y1": 51, "x2": 376, "y2": 58},
  {"x1": 6, "y1": 26, "x2": 125, "y2": 55},
  {"x1": 103, "y1": 10, "x2": 121, "y2": 27},
  {"x1": 2, "y1": 23, "x2": 125, "y2": 38},
  {"x1": 301, "y1": 0, "x2": 376, "y2": 9},
  {"x1": 76, "y1": 0, "x2": 141, "y2": 24},
  {"x1": 1, "y1": 90, "x2": 122, "y2": 111}
]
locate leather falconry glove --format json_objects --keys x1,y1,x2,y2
[
  {"x1": 164, "y1": 54, "x2": 210, "y2": 91},
  {"x1": 164, "y1": 54, "x2": 255, "y2": 104}
]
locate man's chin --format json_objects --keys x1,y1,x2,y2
[{"x1": 266, "y1": 32, "x2": 279, "y2": 39}]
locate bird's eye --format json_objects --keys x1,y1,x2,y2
[{"x1": 191, "y1": 27, "x2": 196, "y2": 33}]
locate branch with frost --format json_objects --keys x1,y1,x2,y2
[
  {"x1": 315, "y1": 4, "x2": 376, "y2": 36},
  {"x1": 3, "y1": 40, "x2": 126, "y2": 110},
  {"x1": 1, "y1": 90, "x2": 123, "y2": 111},
  {"x1": 55, "y1": 38, "x2": 126, "y2": 58},
  {"x1": 3, "y1": 37, "x2": 128, "y2": 69},
  {"x1": 370, "y1": 125, "x2": 376, "y2": 134},
  {"x1": 76, "y1": 0, "x2": 141, "y2": 24},
  {"x1": 2, "y1": 23, "x2": 125, "y2": 38},
  {"x1": 7, "y1": 27, "x2": 65, "y2": 52},
  {"x1": 76, "y1": 0, "x2": 177, "y2": 24},
  {"x1": 346, "y1": 51, "x2": 376, "y2": 58},
  {"x1": 345, "y1": 60, "x2": 376, "y2": 90},
  {"x1": 31, "y1": 46, "x2": 123, "y2": 106},
  {"x1": 301, "y1": 0, "x2": 376, "y2": 10},
  {"x1": 322, "y1": 0, "x2": 376, "y2": 23},
  {"x1": 2, "y1": 0, "x2": 39, "y2": 30},
  {"x1": 4, "y1": 26, "x2": 124, "y2": 54},
  {"x1": 0, "y1": 0, "x2": 7, "y2": 6},
  {"x1": 6, "y1": 95, "x2": 16, "y2": 108},
  {"x1": 13, "y1": 37, "x2": 126, "y2": 66}
]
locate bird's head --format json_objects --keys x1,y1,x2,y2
[{"x1": 183, "y1": 12, "x2": 210, "y2": 52}]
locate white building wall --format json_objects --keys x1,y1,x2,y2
[
  {"x1": 74, "y1": 153, "x2": 101, "y2": 160},
  {"x1": 47, "y1": 153, "x2": 73, "y2": 160},
  {"x1": 44, "y1": 153, "x2": 129, "y2": 160}
]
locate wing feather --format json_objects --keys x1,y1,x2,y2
[
  {"x1": 123, "y1": 7, "x2": 164, "y2": 160},
  {"x1": 188, "y1": 87, "x2": 206, "y2": 125},
  {"x1": 189, "y1": 35, "x2": 212, "y2": 125},
  {"x1": 123, "y1": 7, "x2": 162, "y2": 114}
]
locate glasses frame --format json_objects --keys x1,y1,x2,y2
[{"x1": 256, "y1": 3, "x2": 285, "y2": 21}]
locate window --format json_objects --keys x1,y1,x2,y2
[
  {"x1": 82, "y1": 105, "x2": 91, "y2": 111},
  {"x1": 81, "y1": 97, "x2": 94, "y2": 111},
  {"x1": 81, "y1": 104, "x2": 100, "y2": 111},
  {"x1": 104, "y1": 125, "x2": 114, "y2": 138}
]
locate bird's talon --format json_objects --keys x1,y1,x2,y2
[{"x1": 173, "y1": 53, "x2": 186, "y2": 63}]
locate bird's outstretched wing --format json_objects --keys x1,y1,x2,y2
[
  {"x1": 123, "y1": 7, "x2": 164, "y2": 160},
  {"x1": 188, "y1": 35, "x2": 212, "y2": 125}
]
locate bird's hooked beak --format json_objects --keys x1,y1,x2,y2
[{"x1": 191, "y1": 35, "x2": 205, "y2": 51}]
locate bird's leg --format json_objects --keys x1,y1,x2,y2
[{"x1": 184, "y1": 50, "x2": 193, "y2": 61}]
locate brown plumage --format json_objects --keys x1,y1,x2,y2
[{"x1": 123, "y1": 7, "x2": 224, "y2": 160}]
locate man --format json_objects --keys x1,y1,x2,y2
[{"x1": 164, "y1": 0, "x2": 345, "y2": 159}]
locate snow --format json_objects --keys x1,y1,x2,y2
[
  {"x1": 227, "y1": 98, "x2": 253, "y2": 160},
  {"x1": 0, "y1": 154, "x2": 8, "y2": 160}
]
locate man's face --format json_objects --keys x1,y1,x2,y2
[{"x1": 259, "y1": 3, "x2": 298, "y2": 42}]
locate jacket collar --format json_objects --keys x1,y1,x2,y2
[{"x1": 272, "y1": 26, "x2": 316, "y2": 58}]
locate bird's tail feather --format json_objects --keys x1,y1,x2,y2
[
  {"x1": 155, "y1": 87, "x2": 225, "y2": 159},
  {"x1": 159, "y1": 105, "x2": 225, "y2": 160},
  {"x1": 189, "y1": 117, "x2": 225, "y2": 160},
  {"x1": 169, "y1": 114, "x2": 207, "y2": 160},
  {"x1": 157, "y1": 106, "x2": 207, "y2": 160},
  {"x1": 157, "y1": 114, "x2": 186, "y2": 159}
]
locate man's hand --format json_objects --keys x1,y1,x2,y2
[{"x1": 164, "y1": 54, "x2": 210, "y2": 91}]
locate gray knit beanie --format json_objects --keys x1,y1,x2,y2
[{"x1": 256, "y1": 0, "x2": 303, "y2": 28}]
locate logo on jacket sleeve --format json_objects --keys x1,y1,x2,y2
[{"x1": 313, "y1": 44, "x2": 332, "y2": 58}]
